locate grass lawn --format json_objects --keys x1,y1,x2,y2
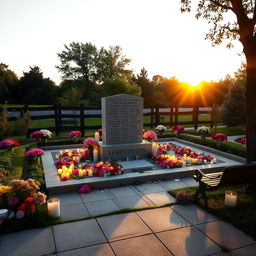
[
  {"x1": 169, "y1": 186, "x2": 256, "y2": 240},
  {"x1": 1, "y1": 104, "x2": 52, "y2": 108}
]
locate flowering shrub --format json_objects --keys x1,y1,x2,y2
[
  {"x1": 155, "y1": 125, "x2": 167, "y2": 132},
  {"x1": 83, "y1": 138, "x2": 98, "y2": 148},
  {"x1": 176, "y1": 190, "x2": 194, "y2": 205},
  {"x1": 172, "y1": 125, "x2": 184, "y2": 132},
  {"x1": 0, "y1": 179, "x2": 46, "y2": 223},
  {"x1": 25, "y1": 149, "x2": 45, "y2": 158},
  {"x1": 240, "y1": 137, "x2": 246, "y2": 144},
  {"x1": 79, "y1": 184, "x2": 92, "y2": 194},
  {"x1": 197, "y1": 126, "x2": 210, "y2": 135},
  {"x1": 212, "y1": 133, "x2": 227, "y2": 142},
  {"x1": 68, "y1": 131, "x2": 82, "y2": 137},
  {"x1": 0, "y1": 139, "x2": 20, "y2": 149},
  {"x1": 143, "y1": 130, "x2": 157, "y2": 140},
  {"x1": 32, "y1": 129, "x2": 52, "y2": 140}
]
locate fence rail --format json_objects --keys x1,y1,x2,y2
[{"x1": 0, "y1": 103, "x2": 217, "y2": 138}]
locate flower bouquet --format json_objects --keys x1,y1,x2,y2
[
  {"x1": 83, "y1": 138, "x2": 99, "y2": 158},
  {"x1": 0, "y1": 139, "x2": 20, "y2": 152},
  {"x1": 25, "y1": 148, "x2": 45, "y2": 163},
  {"x1": 143, "y1": 130, "x2": 157, "y2": 142},
  {"x1": 172, "y1": 125, "x2": 184, "y2": 136},
  {"x1": 197, "y1": 126, "x2": 210, "y2": 142},
  {"x1": 32, "y1": 129, "x2": 52, "y2": 144},
  {"x1": 212, "y1": 133, "x2": 227, "y2": 143},
  {"x1": 155, "y1": 125, "x2": 167, "y2": 136},
  {"x1": 68, "y1": 130, "x2": 82, "y2": 142}
]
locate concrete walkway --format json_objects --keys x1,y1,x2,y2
[{"x1": 0, "y1": 177, "x2": 255, "y2": 256}]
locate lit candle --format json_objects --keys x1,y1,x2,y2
[
  {"x1": 59, "y1": 151, "x2": 63, "y2": 156},
  {"x1": 47, "y1": 198, "x2": 60, "y2": 218},
  {"x1": 62, "y1": 165, "x2": 67, "y2": 171},
  {"x1": 152, "y1": 142, "x2": 158, "y2": 154},
  {"x1": 61, "y1": 173, "x2": 70, "y2": 180},
  {"x1": 57, "y1": 169, "x2": 62, "y2": 175},
  {"x1": 93, "y1": 147, "x2": 98, "y2": 162},
  {"x1": 68, "y1": 168, "x2": 72, "y2": 174},
  {"x1": 225, "y1": 191, "x2": 237, "y2": 207},
  {"x1": 95, "y1": 132, "x2": 100, "y2": 142},
  {"x1": 88, "y1": 169, "x2": 93, "y2": 176},
  {"x1": 69, "y1": 163, "x2": 74, "y2": 170},
  {"x1": 79, "y1": 169, "x2": 84, "y2": 177},
  {"x1": 77, "y1": 148, "x2": 80, "y2": 153}
]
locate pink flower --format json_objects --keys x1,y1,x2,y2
[
  {"x1": 79, "y1": 184, "x2": 92, "y2": 194},
  {"x1": 240, "y1": 137, "x2": 246, "y2": 144},
  {"x1": 68, "y1": 131, "x2": 82, "y2": 137},
  {"x1": 98, "y1": 128, "x2": 102, "y2": 136},
  {"x1": 172, "y1": 125, "x2": 184, "y2": 132},
  {"x1": 25, "y1": 148, "x2": 45, "y2": 157},
  {"x1": 72, "y1": 169, "x2": 79, "y2": 174},
  {"x1": 0, "y1": 139, "x2": 20, "y2": 148},
  {"x1": 16, "y1": 210, "x2": 25, "y2": 219},
  {"x1": 32, "y1": 131, "x2": 44, "y2": 139},
  {"x1": 83, "y1": 138, "x2": 98, "y2": 148},
  {"x1": 143, "y1": 130, "x2": 157, "y2": 140},
  {"x1": 212, "y1": 133, "x2": 227, "y2": 141}
]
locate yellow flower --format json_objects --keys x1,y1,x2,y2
[{"x1": 0, "y1": 186, "x2": 12, "y2": 195}]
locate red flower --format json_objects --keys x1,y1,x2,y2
[
  {"x1": 27, "y1": 204, "x2": 36, "y2": 212},
  {"x1": 19, "y1": 202, "x2": 27, "y2": 211},
  {"x1": 240, "y1": 137, "x2": 246, "y2": 144},
  {"x1": 25, "y1": 197, "x2": 35, "y2": 205}
]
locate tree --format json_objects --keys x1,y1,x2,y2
[
  {"x1": 56, "y1": 42, "x2": 132, "y2": 83},
  {"x1": 0, "y1": 63, "x2": 18, "y2": 103},
  {"x1": 180, "y1": 0, "x2": 256, "y2": 162},
  {"x1": 222, "y1": 81, "x2": 245, "y2": 126},
  {"x1": 101, "y1": 79, "x2": 141, "y2": 97},
  {"x1": 16, "y1": 66, "x2": 56, "y2": 104},
  {"x1": 59, "y1": 87, "x2": 88, "y2": 106}
]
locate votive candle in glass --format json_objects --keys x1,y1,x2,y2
[
  {"x1": 93, "y1": 147, "x2": 98, "y2": 162},
  {"x1": 47, "y1": 198, "x2": 60, "y2": 218},
  {"x1": 225, "y1": 191, "x2": 237, "y2": 208}
]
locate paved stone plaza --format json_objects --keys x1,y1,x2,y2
[{"x1": 0, "y1": 177, "x2": 255, "y2": 256}]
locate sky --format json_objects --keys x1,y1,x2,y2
[{"x1": 0, "y1": 0, "x2": 244, "y2": 85}]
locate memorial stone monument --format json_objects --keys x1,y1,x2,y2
[{"x1": 99, "y1": 94, "x2": 152, "y2": 161}]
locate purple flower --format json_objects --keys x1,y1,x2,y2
[
  {"x1": 16, "y1": 210, "x2": 25, "y2": 219},
  {"x1": 8, "y1": 196, "x2": 20, "y2": 206},
  {"x1": 25, "y1": 148, "x2": 45, "y2": 157},
  {"x1": 79, "y1": 184, "x2": 92, "y2": 194}
]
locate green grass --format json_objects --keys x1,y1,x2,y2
[
  {"x1": 1, "y1": 104, "x2": 52, "y2": 108},
  {"x1": 7, "y1": 147, "x2": 25, "y2": 182},
  {"x1": 169, "y1": 185, "x2": 256, "y2": 240}
]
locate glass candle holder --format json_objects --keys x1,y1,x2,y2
[
  {"x1": 47, "y1": 198, "x2": 60, "y2": 218},
  {"x1": 225, "y1": 191, "x2": 237, "y2": 208}
]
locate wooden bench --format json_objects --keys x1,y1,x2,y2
[{"x1": 193, "y1": 164, "x2": 256, "y2": 208}]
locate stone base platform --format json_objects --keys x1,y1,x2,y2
[
  {"x1": 99, "y1": 141, "x2": 152, "y2": 161},
  {"x1": 41, "y1": 138, "x2": 246, "y2": 194}
]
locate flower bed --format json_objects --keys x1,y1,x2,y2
[
  {"x1": 55, "y1": 149, "x2": 124, "y2": 181},
  {"x1": 149, "y1": 142, "x2": 217, "y2": 168}
]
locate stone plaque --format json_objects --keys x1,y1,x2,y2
[{"x1": 102, "y1": 94, "x2": 143, "y2": 144}]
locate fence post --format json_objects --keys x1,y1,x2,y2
[
  {"x1": 23, "y1": 104, "x2": 30, "y2": 138},
  {"x1": 80, "y1": 104, "x2": 85, "y2": 136},
  {"x1": 174, "y1": 107, "x2": 178, "y2": 125},
  {"x1": 155, "y1": 107, "x2": 160, "y2": 126},
  {"x1": 150, "y1": 107, "x2": 154, "y2": 128},
  {"x1": 54, "y1": 103, "x2": 60, "y2": 136},
  {"x1": 169, "y1": 107, "x2": 173, "y2": 128},
  {"x1": 193, "y1": 105, "x2": 199, "y2": 130}
]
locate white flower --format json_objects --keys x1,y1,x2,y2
[
  {"x1": 40, "y1": 129, "x2": 52, "y2": 138},
  {"x1": 155, "y1": 125, "x2": 167, "y2": 132},
  {"x1": 197, "y1": 126, "x2": 210, "y2": 135}
]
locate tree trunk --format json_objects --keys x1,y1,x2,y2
[{"x1": 245, "y1": 49, "x2": 256, "y2": 162}]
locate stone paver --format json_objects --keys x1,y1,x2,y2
[
  {"x1": 197, "y1": 220, "x2": 256, "y2": 250},
  {"x1": 109, "y1": 186, "x2": 137, "y2": 198},
  {"x1": 172, "y1": 204, "x2": 218, "y2": 224},
  {"x1": 60, "y1": 203, "x2": 90, "y2": 220},
  {"x1": 97, "y1": 212, "x2": 152, "y2": 241},
  {"x1": 181, "y1": 177, "x2": 198, "y2": 187},
  {"x1": 53, "y1": 219, "x2": 106, "y2": 252},
  {"x1": 144, "y1": 191, "x2": 176, "y2": 205},
  {"x1": 156, "y1": 226, "x2": 222, "y2": 256},
  {"x1": 230, "y1": 244, "x2": 256, "y2": 255},
  {"x1": 137, "y1": 207, "x2": 190, "y2": 232},
  {"x1": 114, "y1": 194, "x2": 151, "y2": 209},
  {"x1": 0, "y1": 227, "x2": 55, "y2": 256},
  {"x1": 134, "y1": 183, "x2": 166, "y2": 193},
  {"x1": 111, "y1": 234, "x2": 172, "y2": 256},
  {"x1": 85, "y1": 199, "x2": 120, "y2": 216},
  {"x1": 159, "y1": 179, "x2": 188, "y2": 190},
  {"x1": 57, "y1": 243, "x2": 115, "y2": 256},
  {"x1": 80, "y1": 190, "x2": 112, "y2": 203},
  {"x1": 52, "y1": 192, "x2": 83, "y2": 206}
]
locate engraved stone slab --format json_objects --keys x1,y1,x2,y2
[
  {"x1": 102, "y1": 94, "x2": 143, "y2": 145},
  {"x1": 99, "y1": 141, "x2": 152, "y2": 161}
]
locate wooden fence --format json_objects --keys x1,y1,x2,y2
[{"x1": 2, "y1": 103, "x2": 217, "y2": 137}]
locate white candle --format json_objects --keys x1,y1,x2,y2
[
  {"x1": 225, "y1": 191, "x2": 237, "y2": 207},
  {"x1": 152, "y1": 142, "x2": 158, "y2": 154},
  {"x1": 47, "y1": 198, "x2": 60, "y2": 218},
  {"x1": 0, "y1": 209, "x2": 8, "y2": 218},
  {"x1": 93, "y1": 147, "x2": 98, "y2": 162},
  {"x1": 95, "y1": 132, "x2": 100, "y2": 142}
]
